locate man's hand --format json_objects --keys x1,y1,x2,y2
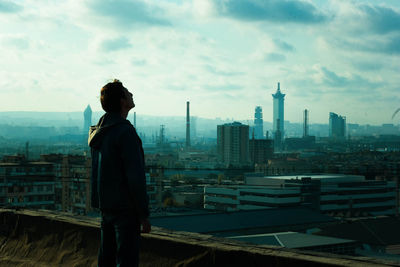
[{"x1": 141, "y1": 218, "x2": 151, "y2": 233}]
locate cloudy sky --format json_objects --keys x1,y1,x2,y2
[{"x1": 0, "y1": 0, "x2": 399, "y2": 125}]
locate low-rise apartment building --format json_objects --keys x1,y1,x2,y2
[
  {"x1": 0, "y1": 155, "x2": 55, "y2": 210},
  {"x1": 204, "y1": 174, "x2": 397, "y2": 217}
]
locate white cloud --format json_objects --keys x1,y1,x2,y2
[
  {"x1": 192, "y1": 0, "x2": 218, "y2": 18},
  {"x1": 0, "y1": 0, "x2": 398, "y2": 124}
]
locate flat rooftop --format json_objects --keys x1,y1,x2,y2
[
  {"x1": 229, "y1": 232, "x2": 356, "y2": 249},
  {"x1": 151, "y1": 207, "x2": 336, "y2": 236},
  {"x1": 246, "y1": 174, "x2": 366, "y2": 186}
]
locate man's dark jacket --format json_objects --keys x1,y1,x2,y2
[{"x1": 88, "y1": 112, "x2": 149, "y2": 220}]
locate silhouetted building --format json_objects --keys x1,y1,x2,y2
[
  {"x1": 272, "y1": 82, "x2": 285, "y2": 139},
  {"x1": 329, "y1": 112, "x2": 346, "y2": 138},
  {"x1": 217, "y1": 122, "x2": 249, "y2": 165},
  {"x1": 249, "y1": 138, "x2": 273, "y2": 164},
  {"x1": 254, "y1": 106, "x2": 263, "y2": 139},
  {"x1": 83, "y1": 105, "x2": 92, "y2": 135}
]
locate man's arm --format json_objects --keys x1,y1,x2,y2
[{"x1": 119, "y1": 126, "x2": 150, "y2": 221}]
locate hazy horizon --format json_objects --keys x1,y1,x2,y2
[
  {"x1": 1, "y1": 0, "x2": 400, "y2": 125},
  {"x1": 0, "y1": 110, "x2": 398, "y2": 127}
]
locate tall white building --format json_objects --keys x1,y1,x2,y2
[
  {"x1": 254, "y1": 106, "x2": 264, "y2": 139},
  {"x1": 272, "y1": 82, "x2": 285, "y2": 139},
  {"x1": 83, "y1": 105, "x2": 92, "y2": 135}
]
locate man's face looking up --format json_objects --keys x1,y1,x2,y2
[{"x1": 121, "y1": 87, "x2": 135, "y2": 111}]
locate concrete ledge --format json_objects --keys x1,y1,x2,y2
[{"x1": 0, "y1": 209, "x2": 398, "y2": 267}]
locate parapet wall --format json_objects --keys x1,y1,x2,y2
[{"x1": 0, "y1": 209, "x2": 396, "y2": 267}]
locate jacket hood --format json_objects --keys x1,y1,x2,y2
[{"x1": 88, "y1": 112, "x2": 130, "y2": 149}]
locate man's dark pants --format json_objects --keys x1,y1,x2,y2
[{"x1": 98, "y1": 211, "x2": 140, "y2": 267}]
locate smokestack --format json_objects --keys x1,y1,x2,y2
[
  {"x1": 134, "y1": 112, "x2": 137, "y2": 128},
  {"x1": 303, "y1": 109, "x2": 309, "y2": 137},
  {"x1": 186, "y1": 101, "x2": 190, "y2": 148},
  {"x1": 25, "y1": 141, "x2": 29, "y2": 161},
  {"x1": 278, "y1": 82, "x2": 280, "y2": 91}
]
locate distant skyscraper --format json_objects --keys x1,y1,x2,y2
[
  {"x1": 272, "y1": 82, "x2": 285, "y2": 139},
  {"x1": 303, "y1": 109, "x2": 309, "y2": 137},
  {"x1": 329, "y1": 112, "x2": 346, "y2": 138},
  {"x1": 254, "y1": 106, "x2": 263, "y2": 139},
  {"x1": 83, "y1": 105, "x2": 92, "y2": 135},
  {"x1": 186, "y1": 101, "x2": 191, "y2": 148},
  {"x1": 217, "y1": 122, "x2": 249, "y2": 165}
]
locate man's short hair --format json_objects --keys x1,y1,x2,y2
[{"x1": 100, "y1": 79, "x2": 126, "y2": 113}]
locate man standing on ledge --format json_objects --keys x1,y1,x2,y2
[{"x1": 89, "y1": 79, "x2": 150, "y2": 267}]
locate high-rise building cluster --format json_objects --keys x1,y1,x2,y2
[{"x1": 213, "y1": 81, "x2": 352, "y2": 165}]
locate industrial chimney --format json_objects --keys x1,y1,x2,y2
[{"x1": 186, "y1": 101, "x2": 190, "y2": 148}]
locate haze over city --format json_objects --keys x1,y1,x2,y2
[{"x1": 1, "y1": 0, "x2": 399, "y2": 125}]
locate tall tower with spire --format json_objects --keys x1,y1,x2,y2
[
  {"x1": 83, "y1": 105, "x2": 92, "y2": 135},
  {"x1": 272, "y1": 82, "x2": 285, "y2": 140}
]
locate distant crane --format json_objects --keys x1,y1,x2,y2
[{"x1": 392, "y1": 108, "x2": 400, "y2": 120}]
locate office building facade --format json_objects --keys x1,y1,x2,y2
[
  {"x1": 249, "y1": 139, "x2": 273, "y2": 164},
  {"x1": 329, "y1": 112, "x2": 346, "y2": 138},
  {"x1": 217, "y1": 122, "x2": 250, "y2": 165},
  {"x1": 204, "y1": 174, "x2": 396, "y2": 217},
  {"x1": 0, "y1": 155, "x2": 55, "y2": 210}
]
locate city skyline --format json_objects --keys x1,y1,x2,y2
[{"x1": 1, "y1": 0, "x2": 400, "y2": 125}]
